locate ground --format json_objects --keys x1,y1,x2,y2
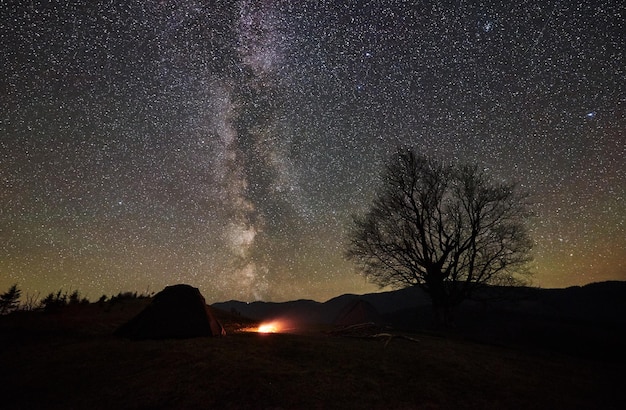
[{"x1": 0, "y1": 300, "x2": 624, "y2": 409}]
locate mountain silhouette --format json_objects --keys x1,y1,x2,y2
[{"x1": 213, "y1": 281, "x2": 626, "y2": 361}]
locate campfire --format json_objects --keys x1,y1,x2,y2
[
  {"x1": 257, "y1": 322, "x2": 280, "y2": 333},
  {"x1": 240, "y1": 319, "x2": 293, "y2": 334}
]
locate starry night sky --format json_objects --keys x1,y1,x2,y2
[{"x1": 1, "y1": 0, "x2": 624, "y2": 302}]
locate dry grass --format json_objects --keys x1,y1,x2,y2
[{"x1": 1, "y1": 303, "x2": 624, "y2": 409}]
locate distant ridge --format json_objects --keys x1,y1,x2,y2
[
  {"x1": 213, "y1": 281, "x2": 626, "y2": 325},
  {"x1": 213, "y1": 281, "x2": 626, "y2": 360},
  {"x1": 212, "y1": 286, "x2": 430, "y2": 325}
]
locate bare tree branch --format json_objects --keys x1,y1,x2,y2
[{"x1": 345, "y1": 149, "x2": 533, "y2": 324}]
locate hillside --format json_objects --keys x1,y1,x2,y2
[
  {"x1": 214, "y1": 281, "x2": 626, "y2": 361},
  {"x1": 1, "y1": 308, "x2": 624, "y2": 409},
  {"x1": 1, "y1": 282, "x2": 625, "y2": 409}
]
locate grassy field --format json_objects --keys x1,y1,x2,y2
[{"x1": 1, "y1": 302, "x2": 624, "y2": 409}]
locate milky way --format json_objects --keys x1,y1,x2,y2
[{"x1": 1, "y1": 0, "x2": 624, "y2": 302}]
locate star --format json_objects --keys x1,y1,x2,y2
[{"x1": 0, "y1": 0, "x2": 623, "y2": 302}]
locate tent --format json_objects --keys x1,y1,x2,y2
[
  {"x1": 115, "y1": 284, "x2": 225, "y2": 339},
  {"x1": 333, "y1": 299, "x2": 382, "y2": 327}
]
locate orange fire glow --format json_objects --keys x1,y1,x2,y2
[
  {"x1": 239, "y1": 319, "x2": 294, "y2": 334},
  {"x1": 257, "y1": 322, "x2": 279, "y2": 333}
]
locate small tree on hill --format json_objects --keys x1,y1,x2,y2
[
  {"x1": 346, "y1": 149, "x2": 533, "y2": 324},
  {"x1": 40, "y1": 289, "x2": 69, "y2": 311},
  {"x1": 0, "y1": 284, "x2": 22, "y2": 315},
  {"x1": 68, "y1": 290, "x2": 89, "y2": 305},
  {"x1": 20, "y1": 292, "x2": 41, "y2": 311}
]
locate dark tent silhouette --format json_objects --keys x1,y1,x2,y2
[
  {"x1": 115, "y1": 284, "x2": 225, "y2": 339},
  {"x1": 333, "y1": 299, "x2": 382, "y2": 326}
]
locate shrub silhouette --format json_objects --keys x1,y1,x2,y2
[
  {"x1": 68, "y1": 290, "x2": 89, "y2": 305},
  {"x1": 40, "y1": 290, "x2": 69, "y2": 311}
]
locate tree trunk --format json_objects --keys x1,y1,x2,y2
[
  {"x1": 428, "y1": 282, "x2": 458, "y2": 327},
  {"x1": 425, "y1": 275, "x2": 455, "y2": 327},
  {"x1": 431, "y1": 300, "x2": 455, "y2": 327}
]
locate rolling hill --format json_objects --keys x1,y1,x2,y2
[{"x1": 214, "y1": 281, "x2": 626, "y2": 360}]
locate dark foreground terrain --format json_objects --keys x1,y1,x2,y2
[{"x1": 1, "y1": 299, "x2": 625, "y2": 409}]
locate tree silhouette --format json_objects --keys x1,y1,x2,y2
[
  {"x1": 40, "y1": 289, "x2": 68, "y2": 311},
  {"x1": 346, "y1": 149, "x2": 533, "y2": 323},
  {"x1": 0, "y1": 284, "x2": 22, "y2": 314}
]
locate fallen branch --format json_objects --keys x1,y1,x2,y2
[
  {"x1": 330, "y1": 324, "x2": 420, "y2": 347},
  {"x1": 370, "y1": 333, "x2": 421, "y2": 347}
]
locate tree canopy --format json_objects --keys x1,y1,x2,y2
[{"x1": 346, "y1": 149, "x2": 533, "y2": 320}]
